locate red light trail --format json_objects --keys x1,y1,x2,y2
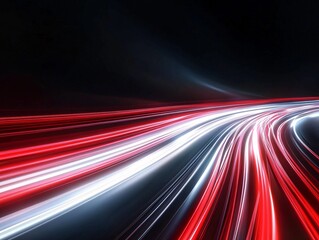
[{"x1": 0, "y1": 98, "x2": 319, "y2": 239}]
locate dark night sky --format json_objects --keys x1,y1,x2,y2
[{"x1": 1, "y1": 0, "x2": 319, "y2": 113}]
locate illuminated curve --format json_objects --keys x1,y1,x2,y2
[{"x1": 0, "y1": 98, "x2": 319, "y2": 239}]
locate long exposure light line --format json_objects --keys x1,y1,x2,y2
[{"x1": 0, "y1": 99, "x2": 319, "y2": 239}]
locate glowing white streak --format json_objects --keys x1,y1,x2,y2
[
  {"x1": 0, "y1": 109, "x2": 254, "y2": 238},
  {"x1": 6, "y1": 102, "x2": 319, "y2": 239},
  {"x1": 0, "y1": 107, "x2": 268, "y2": 195}
]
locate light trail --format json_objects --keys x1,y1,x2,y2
[{"x1": 0, "y1": 98, "x2": 319, "y2": 239}]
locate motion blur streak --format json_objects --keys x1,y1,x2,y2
[{"x1": 1, "y1": 98, "x2": 319, "y2": 239}]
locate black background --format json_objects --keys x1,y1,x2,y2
[{"x1": 1, "y1": 0, "x2": 319, "y2": 113}]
